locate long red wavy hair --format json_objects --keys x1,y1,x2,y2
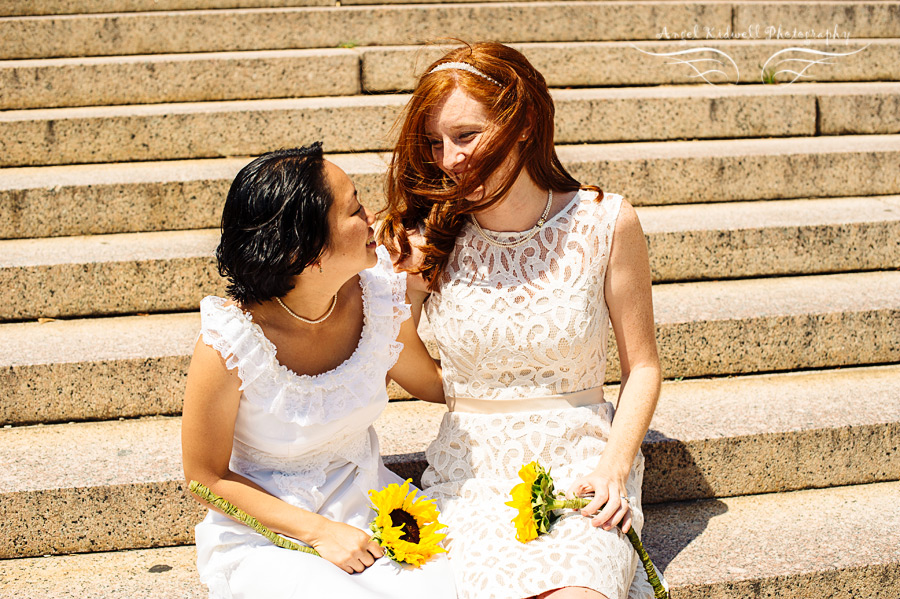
[{"x1": 378, "y1": 42, "x2": 601, "y2": 290}]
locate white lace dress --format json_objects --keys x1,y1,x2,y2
[
  {"x1": 421, "y1": 190, "x2": 662, "y2": 599},
  {"x1": 193, "y1": 247, "x2": 456, "y2": 599}
]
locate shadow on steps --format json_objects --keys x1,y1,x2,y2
[{"x1": 642, "y1": 431, "x2": 726, "y2": 577}]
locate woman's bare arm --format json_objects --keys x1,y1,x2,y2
[
  {"x1": 568, "y1": 200, "x2": 662, "y2": 532},
  {"x1": 388, "y1": 298, "x2": 444, "y2": 403}
]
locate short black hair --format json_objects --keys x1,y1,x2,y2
[{"x1": 216, "y1": 143, "x2": 332, "y2": 305}]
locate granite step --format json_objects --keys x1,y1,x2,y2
[
  {"x1": 0, "y1": 3, "x2": 732, "y2": 59},
  {"x1": 0, "y1": 152, "x2": 384, "y2": 240},
  {"x1": 3, "y1": 38, "x2": 897, "y2": 110},
  {"x1": 378, "y1": 365, "x2": 900, "y2": 503},
  {"x1": 639, "y1": 196, "x2": 900, "y2": 282},
  {"x1": 2, "y1": 364, "x2": 898, "y2": 558},
  {"x1": 3, "y1": 2, "x2": 898, "y2": 60},
  {"x1": 4, "y1": 82, "x2": 900, "y2": 167},
  {"x1": 0, "y1": 0, "x2": 336, "y2": 17},
  {"x1": 3, "y1": 195, "x2": 899, "y2": 321},
  {"x1": 0, "y1": 0, "x2": 861, "y2": 17},
  {"x1": 0, "y1": 229, "x2": 223, "y2": 321},
  {"x1": 3, "y1": 479, "x2": 900, "y2": 597},
  {"x1": 650, "y1": 481, "x2": 900, "y2": 597},
  {"x1": 0, "y1": 49, "x2": 361, "y2": 111},
  {"x1": 363, "y1": 39, "x2": 900, "y2": 92},
  {"x1": 2, "y1": 271, "x2": 898, "y2": 425},
  {"x1": 3, "y1": 135, "x2": 899, "y2": 239}
]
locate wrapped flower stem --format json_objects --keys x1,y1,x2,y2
[
  {"x1": 555, "y1": 496, "x2": 667, "y2": 599},
  {"x1": 188, "y1": 480, "x2": 320, "y2": 556},
  {"x1": 507, "y1": 462, "x2": 668, "y2": 599},
  {"x1": 189, "y1": 479, "x2": 446, "y2": 568}
]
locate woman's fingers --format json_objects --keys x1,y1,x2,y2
[
  {"x1": 359, "y1": 549, "x2": 376, "y2": 568},
  {"x1": 344, "y1": 546, "x2": 380, "y2": 573},
  {"x1": 367, "y1": 539, "x2": 385, "y2": 559},
  {"x1": 566, "y1": 480, "x2": 594, "y2": 499},
  {"x1": 571, "y1": 475, "x2": 633, "y2": 531},
  {"x1": 579, "y1": 491, "x2": 607, "y2": 516},
  {"x1": 591, "y1": 495, "x2": 630, "y2": 530},
  {"x1": 621, "y1": 510, "x2": 633, "y2": 534}
]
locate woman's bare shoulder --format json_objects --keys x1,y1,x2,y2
[{"x1": 613, "y1": 198, "x2": 642, "y2": 235}]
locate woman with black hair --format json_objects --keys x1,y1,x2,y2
[{"x1": 182, "y1": 143, "x2": 456, "y2": 598}]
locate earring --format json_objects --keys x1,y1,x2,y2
[{"x1": 318, "y1": 263, "x2": 323, "y2": 274}]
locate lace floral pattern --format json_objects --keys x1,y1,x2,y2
[
  {"x1": 422, "y1": 405, "x2": 651, "y2": 599},
  {"x1": 422, "y1": 191, "x2": 662, "y2": 598},
  {"x1": 425, "y1": 190, "x2": 622, "y2": 400}
]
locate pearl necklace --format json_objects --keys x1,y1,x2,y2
[
  {"x1": 275, "y1": 294, "x2": 337, "y2": 325},
  {"x1": 470, "y1": 189, "x2": 553, "y2": 249}
]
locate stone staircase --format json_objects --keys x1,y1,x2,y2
[{"x1": 1, "y1": 1, "x2": 899, "y2": 597}]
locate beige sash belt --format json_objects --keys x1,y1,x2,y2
[{"x1": 447, "y1": 387, "x2": 605, "y2": 414}]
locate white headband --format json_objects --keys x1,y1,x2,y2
[{"x1": 428, "y1": 61, "x2": 502, "y2": 87}]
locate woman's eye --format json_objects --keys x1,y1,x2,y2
[{"x1": 459, "y1": 131, "x2": 478, "y2": 141}]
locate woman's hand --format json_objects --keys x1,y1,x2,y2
[
  {"x1": 388, "y1": 228, "x2": 430, "y2": 325},
  {"x1": 309, "y1": 518, "x2": 385, "y2": 574},
  {"x1": 566, "y1": 468, "x2": 633, "y2": 534}
]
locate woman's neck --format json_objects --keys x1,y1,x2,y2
[
  {"x1": 261, "y1": 272, "x2": 354, "y2": 329},
  {"x1": 471, "y1": 171, "x2": 575, "y2": 233}
]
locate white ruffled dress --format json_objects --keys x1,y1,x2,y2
[{"x1": 193, "y1": 246, "x2": 456, "y2": 599}]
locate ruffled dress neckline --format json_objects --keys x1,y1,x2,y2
[
  {"x1": 204, "y1": 274, "x2": 370, "y2": 382},
  {"x1": 199, "y1": 245, "x2": 410, "y2": 428}
]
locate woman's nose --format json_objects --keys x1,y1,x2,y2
[
  {"x1": 442, "y1": 142, "x2": 466, "y2": 173},
  {"x1": 364, "y1": 205, "x2": 376, "y2": 225}
]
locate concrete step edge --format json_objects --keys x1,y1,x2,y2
[
  {"x1": 0, "y1": 0, "x2": 335, "y2": 17},
  {"x1": 2, "y1": 134, "x2": 900, "y2": 240},
  {"x1": 2, "y1": 2, "x2": 898, "y2": 59},
  {"x1": 362, "y1": 39, "x2": 900, "y2": 92},
  {"x1": 2, "y1": 364, "x2": 898, "y2": 556},
  {"x1": 2, "y1": 39, "x2": 898, "y2": 109},
  {"x1": 1, "y1": 268, "x2": 899, "y2": 422},
  {"x1": 2, "y1": 81, "x2": 898, "y2": 167},
  {"x1": 3, "y1": 480, "x2": 900, "y2": 598},
  {"x1": 2, "y1": 194, "x2": 900, "y2": 320}
]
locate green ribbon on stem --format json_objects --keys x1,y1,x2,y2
[
  {"x1": 188, "y1": 480, "x2": 321, "y2": 556},
  {"x1": 553, "y1": 496, "x2": 667, "y2": 599}
]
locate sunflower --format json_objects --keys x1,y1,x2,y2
[
  {"x1": 505, "y1": 460, "x2": 669, "y2": 599},
  {"x1": 369, "y1": 479, "x2": 447, "y2": 567},
  {"x1": 505, "y1": 460, "x2": 565, "y2": 543}
]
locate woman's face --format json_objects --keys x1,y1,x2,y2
[
  {"x1": 425, "y1": 86, "x2": 518, "y2": 202},
  {"x1": 320, "y1": 160, "x2": 377, "y2": 275}
]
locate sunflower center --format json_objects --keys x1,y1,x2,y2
[{"x1": 389, "y1": 508, "x2": 420, "y2": 544}]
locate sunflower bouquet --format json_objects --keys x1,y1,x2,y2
[
  {"x1": 189, "y1": 479, "x2": 446, "y2": 568},
  {"x1": 506, "y1": 461, "x2": 668, "y2": 599},
  {"x1": 368, "y1": 479, "x2": 447, "y2": 566}
]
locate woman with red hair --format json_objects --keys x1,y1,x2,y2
[{"x1": 380, "y1": 42, "x2": 665, "y2": 599}]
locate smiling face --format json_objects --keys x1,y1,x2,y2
[
  {"x1": 319, "y1": 160, "x2": 377, "y2": 275},
  {"x1": 425, "y1": 86, "x2": 521, "y2": 203}
]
